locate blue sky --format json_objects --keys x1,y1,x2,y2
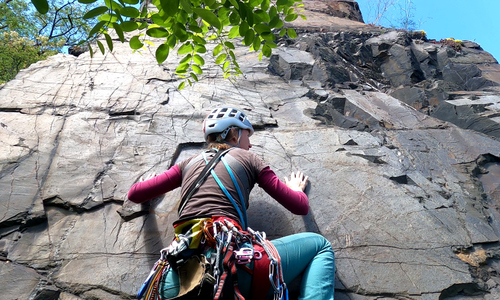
[{"x1": 356, "y1": 0, "x2": 499, "y2": 62}]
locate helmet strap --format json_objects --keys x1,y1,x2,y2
[
  {"x1": 236, "y1": 128, "x2": 242, "y2": 148},
  {"x1": 216, "y1": 127, "x2": 232, "y2": 142},
  {"x1": 216, "y1": 127, "x2": 241, "y2": 148}
]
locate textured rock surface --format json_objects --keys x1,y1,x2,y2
[{"x1": 1, "y1": 1, "x2": 500, "y2": 300}]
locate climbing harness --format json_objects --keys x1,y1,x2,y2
[
  {"x1": 137, "y1": 148, "x2": 288, "y2": 300},
  {"x1": 137, "y1": 218, "x2": 288, "y2": 300}
]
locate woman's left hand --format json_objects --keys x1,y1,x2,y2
[{"x1": 285, "y1": 171, "x2": 309, "y2": 192}]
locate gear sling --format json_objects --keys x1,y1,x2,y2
[{"x1": 137, "y1": 148, "x2": 288, "y2": 300}]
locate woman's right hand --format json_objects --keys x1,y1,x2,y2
[{"x1": 285, "y1": 171, "x2": 309, "y2": 192}]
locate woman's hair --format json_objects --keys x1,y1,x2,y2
[{"x1": 206, "y1": 128, "x2": 239, "y2": 150}]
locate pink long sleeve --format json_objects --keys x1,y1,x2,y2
[
  {"x1": 257, "y1": 167, "x2": 309, "y2": 215},
  {"x1": 127, "y1": 165, "x2": 182, "y2": 203}
]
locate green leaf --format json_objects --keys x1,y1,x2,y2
[
  {"x1": 89, "y1": 21, "x2": 106, "y2": 37},
  {"x1": 261, "y1": 32, "x2": 275, "y2": 41},
  {"x1": 276, "y1": 0, "x2": 290, "y2": 6},
  {"x1": 104, "y1": 0, "x2": 123, "y2": 9},
  {"x1": 204, "y1": 0, "x2": 216, "y2": 8},
  {"x1": 179, "y1": 54, "x2": 192, "y2": 64},
  {"x1": 269, "y1": 6, "x2": 277, "y2": 19},
  {"x1": 300, "y1": 14, "x2": 307, "y2": 20},
  {"x1": 189, "y1": 24, "x2": 203, "y2": 33},
  {"x1": 215, "y1": 53, "x2": 227, "y2": 64},
  {"x1": 78, "y1": 0, "x2": 98, "y2": 3},
  {"x1": 192, "y1": 64, "x2": 203, "y2": 74},
  {"x1": 265, "y1": 41, "x2": 278, "y2": 48},
  {"x1": 193, "y1": 54, "x2": 205, "y2": 66},
  {"x1": 284, "y1": 13, "x2": 298, "y2": 22},
  {"x1": 176, "y1": 63, "x2": 189, "y2": 73},
  {"x1": 224, "y1": 41, "x2": 235, "y2": 50},
  {"x1": 178, "y1": 42, "x2": 194, "y2": 55},
  {"x1": 121, "y1": 21, "x2": 139, "y2": 32},
  {"x1": 239, "y1": 21, "x2": 249, "y2": 36},
  {"x1": 249, "y1": 0, "x2": 263, "y2": 7},
  {"x1": 246, "y1": 7, "x2": 254, "y2": 26},
  {"x1": 254, "y1": 24, "x2": 270, "y2": 34},
  {"x1": 180, "y1": 0, "x2": 193, "y2": 13},
  {"x1": 167, "y1": 35, "x2": 177, "y2": 48},
  {"x1": 192, "y1": 36, "x2": 206, "y2": 45},
  {"x1": 173, "y1": 22, "x2": 188, "y2": 41},
  {"x1": 129, "y1": 35, "x2": 143, "y2": 50},
  {"x1": 279, "y1": 28, "x2": 286, "y2": 37},
  {"x1": 229, "y1": 11, "x2": 240, "y2": 25},
  {"x1": 229, "y1": 50, "x2": 236, "y2": 62},
  {"x1": 190, "y1": 72, "x2": 199, "y2": 82},
  {"x1": 161, "y1": 0, "x2": 179, "y2": 17},
  {"x1": 193, "y1": 8, "x2": 221, "y2": 30},
  {"x1": 254, "y1": 10, "x2": 270, "y2": 23},
  {"x1": 228, "y1": 26, "x2": 240, "y2": 39},
  {"x1": 194, "y1": 45, "x2": 207, "y2": 53},
  {"x1": 252, "y1": 35, "x2": 261, "y2": 51},
  {"x1": 138, "y1": 21, "x2": 148, "y2": 30},
  {"x1": 243, "y1": 29, "x2": 255, "y2": 46},
  {"x1": 88, "y1": 42, "x2": 94, "y2": 58},
  {"x1": 177, "y1": 10, "x2": 188, "y2": 23},
  {"x1": 218, "y1": 7, "x2": 230, "y2": 19},
  {"x1": 97, "y1": 40, "x2": 105, "y2": 54},
  {"x1": 269, "y1": 15, "x2": 281, "y2": 28},
  {"x1": 105, "y1": 33, "x2": 113, "y2": 51},
  {"x1": 151, "y1": 14, "x2": 166, "y2": 26},
  {"x1": 121, "y1": 0, "x2": 139, "y2": 4},
  {"x1": 262, "y1": 43, "x2": 271, "y2": 57},
  {"x1": 114, "y1": 23, "x2": 125, "y2": 42},
  {"x1": 120, "y1": 7, "x2": 140, "y2": 18},
  {"x1": 228, "y1": 0, "x2": 239, "y2": 9},
  {"x1": 223, "y1": 60, "x2": 230, "y2": 71},
  {"x1": 261, "y1": 0, "x2": 270, "y2": 11},
  {"x1": 156, "y1": 43, "x2": 170, "y2": 64},
  {"x1": 147, "y1": 27, "x2": 170, "y2": 38},
  {"x1": 31, "y1": 0, "x2": 49, "y2": 14},
  {"x1": 287, "y1": 28, "x2": 297, "y2": 38},
  {"x1": 213, "y1": 44, "x2": 223, "y2": 56},
  {"x1": 178, "y1": 81, "x2": 186, "y2": 90},
  {"x1": 83, "y1": 6, "x2": 108, "y2": 19},
  {"x1": 98, "y1": 13, "x2": 119, "y2": 23}
]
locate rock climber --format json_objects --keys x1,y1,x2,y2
[{"x1": 128, "y1": 106, "x2": 335, "y2": 300}]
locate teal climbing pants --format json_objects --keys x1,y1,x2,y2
[{"x1": 271, "y1": 232, "x2": 335, "y2": 300}]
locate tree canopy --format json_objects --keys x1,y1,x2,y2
[
  {"x1": 0, "y1": 0, "x2": 96, "y2": 83},
  {"x1": 30, "y1": 0, "x2": 305, "y2": 89}
]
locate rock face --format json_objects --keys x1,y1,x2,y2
[{"x1": 1, "y1": 1, "x2": 500, "y2": 300}]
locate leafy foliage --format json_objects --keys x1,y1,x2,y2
[
  {"x1": 0, "y1": 0, "x2": 97, "y2": 84},
  {"x1": 0, "y1": 31, "x2": 57, "y2": 83},
  {"x1": 30, "y1": 0, "x2": 305, "y2": 89}
]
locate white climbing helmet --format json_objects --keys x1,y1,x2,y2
[{"x1": 203, "y1": 107, "x2": 254, "y2": 141}]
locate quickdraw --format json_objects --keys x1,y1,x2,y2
[{"x1": 211, "y1": 219, "x2": 288, "y2": 300}]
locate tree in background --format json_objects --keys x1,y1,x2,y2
[
  {"x1": 359, "y1": 0, "x2": 419, "y2": 31},
  {"x1": 362, "y1": 0, "x2": 396, "y2": 26},
  {"x1": 0, "y1": 0, "x2": 96, "y2": 84}
]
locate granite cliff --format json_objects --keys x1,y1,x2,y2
[{"x1": 1, "y1": 0, "x2": 500, "y2": 299}]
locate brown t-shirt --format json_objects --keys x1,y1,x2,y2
[{"x1": 177, "y1": 148, "x2": 268, "y2": 224}]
